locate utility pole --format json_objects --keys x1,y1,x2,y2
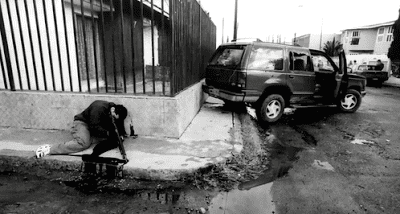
[
  {"x1": 222, "y1": 18, "x2": 224, "y2": 44},
  {"x1": 319, "y1": 18, "x2": 323, "y2": 50},
  {"x1": 233, "y1": 0, "x2": 238, "y2": 40}
]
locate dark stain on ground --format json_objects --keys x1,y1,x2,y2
[{"x1": 239, "y1": 109, "x2": 318, "y2": 190}]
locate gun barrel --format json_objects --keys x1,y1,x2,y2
[{"x1": 111, "y1": 117, "x2": 128, "y2": 162}]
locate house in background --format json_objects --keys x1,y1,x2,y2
[
  {"x1": 294, "y1": 33, "x2": 341, "y2": 50},
  {"x1": 341, "y1": 21, "x2": 395, "y2": 71},
  {"x1": 341, "y1": 21, "x2": 395, "y2": 55}
]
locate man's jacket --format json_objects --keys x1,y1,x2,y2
[{"x1": 74, "y1": 100, "x2": 126, "y2": 138}]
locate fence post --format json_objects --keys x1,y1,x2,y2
[{"x1": 0, "y1": 2, "x2": 15, "y2": 91}]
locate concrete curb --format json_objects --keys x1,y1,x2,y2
[
  {"x1": 0, "y1": 111, "x2": 244, "y2": 181},
  {"x1": 383, "y1": 76, "x2": 400, "y2": 88}
]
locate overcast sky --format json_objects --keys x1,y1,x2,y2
[{"x1": 199, "y1": 0, "x2": 400, "y2": 46}]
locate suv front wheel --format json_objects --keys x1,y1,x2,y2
[
  {"x1": 338, "y1": 89, "x2": 362, "y2": 113},
  {"x1": 256, "y1": 94, "x2": 285, "y2": 123}
]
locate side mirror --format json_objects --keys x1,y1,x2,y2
[{"x1": 347, "y1": 67, "x2": 352, "y2": 73}]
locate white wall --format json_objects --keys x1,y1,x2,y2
[
  {"x1": 143, "y1": 24, "x2": 159, "y2": 67},
  {"x1": 342, "y1": 29, "x2": 376, "y2": 52},
  {"x1": 374, "y1": 26, "x2": 393, "y2": 55}
]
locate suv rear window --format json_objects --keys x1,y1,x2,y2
[
  {"x1": 209, "y1": 46, "x2": 244, "y2": 66},
  {"x1": 247, "y1": 47, "x2": 284, "y2": 70}
]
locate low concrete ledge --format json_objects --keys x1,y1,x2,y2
[{"x1": 0, "y1": 81, "x2": 205, "y2": 138}]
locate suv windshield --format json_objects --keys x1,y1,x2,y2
[{"x1": 209, "y1": 46, "x2": 244, "y2": 66}]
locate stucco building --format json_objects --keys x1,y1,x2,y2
[{"x1": 341, "y1": 21, "x2": 395, "y2": 55}]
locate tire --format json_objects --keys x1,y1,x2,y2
[
  {"x1": 338, "y1": 89, "x2": 362, "y2": 113},
  {"x1": 256, "y1": 94, "x2": 285, "y2": 123}
]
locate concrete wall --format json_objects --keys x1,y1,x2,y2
[{"x1": 0, "y1": 81, "x2": 205, "y2": 138}]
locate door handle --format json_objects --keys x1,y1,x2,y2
[{"x1": 289, "y1": 75, "x2": 294, "y2": 79}]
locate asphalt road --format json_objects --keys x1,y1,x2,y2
[
  {"x1": 2, "y1": 85, "x2": 400, "y2": 214},
  {"x1": 258, "y1": 85, "x2": 400, "y2": 214}
]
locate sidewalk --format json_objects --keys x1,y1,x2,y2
[
  {"x1": 383, "y1": 76, "x2": 400, "y2": 88},
  {"x1": 0, "y1": 97, "x2": 243, "y2": 180}
]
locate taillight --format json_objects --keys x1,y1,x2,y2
[{"x1": 236, "y1": 71, "x2": 246, "y2": 88}]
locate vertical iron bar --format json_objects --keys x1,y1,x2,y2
[
  {"x1": 176, "y1": 0, "x2": 180, "y2": 94},
  {"x1": 169, "y1": 0, "x2": 174, "y2": 95},
  {"x1": 61, "y1": 0, "x2": 73, "y2": 91},
  {"x1": 33, "y1": 0, "x2": 47, "y2": 90},
  {"x1": 5, "y1": 0, "x2": 22, "y2": 90},
  {"x1": 178, "y1": 0, "x2": 182, "y2": 92},
  {"x1": 23, "y1": 0, "x2": 39, "y2": 90},
  {"x1": 110, "y1": 0, "x2": 117, "y2": 93},
  {"x1": 161, "y1": 0, "x2": 165, "y2": 95},
  {"x1": 150, "y1": 0, "x2": 155, "y2": 94},
  {"x1": 140, "y1": 0, "x2": 145, "y2": 94},
  {"x1": 90, "y1": 0, "x2": 99, "y2": 92},
  {"x1": 100, "y1": 0, "x2": 107, "y2": 92},
  {"x1": 80, "y1": 0, "x2": 90, "y2": 92},
  {"x1": 15, "y1": 0, "x2": 31, "y2": 90},
  {"x1": 129, "y1": 0, "x2": 136, "y2": 94},
  {"x1": 175, "y1": 0, "x2": 178, "y2": 94},
  {"x1": 71, "y1": 0, "x2": 81, "y2": 92},
  {"x1": 120, "y1": 0, "x2": 126, "y2": 93},
  {"x1": 0, "y1": 47, "x2": 8, "y2": 89},
  {"x1": 198, "y1": 2, "x2": 201, "y2": 84},
  {"x1": 52, "y1": 0, "x2": 64, "y2": 91},
  {"x1": 42, "y1": 0, "x2": 56, "y2": 91}
]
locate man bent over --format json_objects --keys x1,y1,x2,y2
[{"x1": 35, "y1": 100, "x2": 127, "y2": 158}]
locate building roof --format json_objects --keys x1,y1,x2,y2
[{"x1": 342, "y1": 20, "x2": 395, "y2": 31}]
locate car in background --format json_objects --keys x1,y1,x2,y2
[{"x1": 351, "y1": 64, "x2": 389, "y2": 86}]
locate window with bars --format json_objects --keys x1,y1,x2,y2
[
  {"x1": 352, "y1": 31, "x2": 359, "y2": 37},
  {"x1": 351, "y1": 38, "x2": 360, "y2": 45},
  {"x1": 387, "y1": 35, "x2": 393, "y2": 42}
]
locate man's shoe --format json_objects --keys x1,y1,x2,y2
[{"x1": 35, "y1": 144, "x2": 51, "y2": 158}]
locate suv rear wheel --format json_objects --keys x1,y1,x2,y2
[
  {"x1": 256, "y1": 94, "x2": 285, "y2": 123},
  {"x1": 338, "y1": 89, "x2": 361, "y2": 113}
]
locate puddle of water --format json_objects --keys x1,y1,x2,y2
[
  {"x1": 350, "y1": 139, "x2": 375, "y2": 145},
  {"x1": 208, "y1": 182, "x2": 275, "y2": 214},
  {"x1": 62, "y1": 176, "x2": 211, "y2": 213},
  {"x1": 207, "y1": 122, "x2": 303, "y2": 213}
]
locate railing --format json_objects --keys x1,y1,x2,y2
[{"x1": 0, "y1": 0, "x2": 216, "y2": 96}]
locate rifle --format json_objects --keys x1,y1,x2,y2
[{"x1": 110, "y1": 115, "x2": 129, "y2": 163}]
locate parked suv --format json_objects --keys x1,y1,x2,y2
[{"x1": 202, "y1": 41, "x2": 367, "y2": 123}]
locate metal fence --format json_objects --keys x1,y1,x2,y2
[{"x1": 0, "y1": 0, "x2": 216, "y2": 96}]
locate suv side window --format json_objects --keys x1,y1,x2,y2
[
  {"x1": 311, "y1": 55, "x2": 335, "y2": 72},
  {"x1": 247, "y1": 47, "x2": 284, "y2": 71},
  {"x1": 289, "y1": 51, "x2": 313, "y2": 72}
]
